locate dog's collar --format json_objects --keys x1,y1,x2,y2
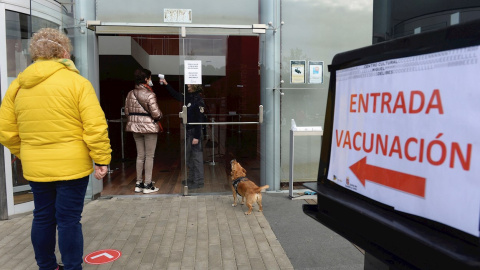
[
  {"x1": 233, "y1": 177, "x2": 247, "y2": 183},
  {"x1": 232, "y1": 177, "x2": 247, "y2": 196}
]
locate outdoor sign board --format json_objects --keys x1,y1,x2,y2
[
  {"x1": 327, "y1": 46, "x2": 480, "y2": 237},
  {"x1": 304, "y1": 19, "x2": 480, "y2": 269}
]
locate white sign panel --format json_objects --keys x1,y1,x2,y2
[
  {"x1": 327, "y1": 46, "x2": 480, "y2": 236},
  {"x1": 309, "y1": 61, "x2": 323, "y2": 84},
  {"x1": 184, "y1": 60, "x2": 202, "y2": 85},
  {"x1": 164, "y1": 9, "x2": 192, "y2": 23}
]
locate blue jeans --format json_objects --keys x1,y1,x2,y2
[{"x1": 29, "y1": 176, "x2": 89, "y2": 270}]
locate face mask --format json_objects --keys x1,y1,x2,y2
[{"x1": 147, "y1": 80, "x2": 153, "y2": 87}]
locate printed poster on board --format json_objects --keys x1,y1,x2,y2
[
  {"x1": 309, "y1": 61, "x2": 323, "y2": 84},
  {"x1": 327, "y1": 46, "x2": 480, "y2": 236},
  {"x1": 291, "y1": 60, "x2": 305, "y2": 84}
]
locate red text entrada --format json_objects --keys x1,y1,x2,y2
[{"x1": 350, "y1": 89, "x2": 443, "y2": 114}]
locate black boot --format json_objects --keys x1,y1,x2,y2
[{"x1": 190, "y1": 182, "x2": 204, "y2": 189}]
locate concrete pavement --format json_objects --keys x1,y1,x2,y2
[
  {"x1": 262, "y1": 193, "x2": 364, "y2": 270},
  {"x1": 0, "y1": 193, "x2": 364, "y2": 270}
]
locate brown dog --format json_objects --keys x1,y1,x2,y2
[{"x1": 230, "y1": 159, "x2": 269, "y2": 215}]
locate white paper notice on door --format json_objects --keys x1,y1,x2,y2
[{"x1": 184, "y1": 60, "x2": 202, "y2": 85}]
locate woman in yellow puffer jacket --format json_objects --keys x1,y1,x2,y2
[{"x1": 0, "y1": 28, "x2": 111, "y2": 270}]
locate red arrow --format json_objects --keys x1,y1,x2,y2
[{"x1": 349, "y1": 157, "x2": 426, "y2": 197}]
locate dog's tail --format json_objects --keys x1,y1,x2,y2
[{"x1": 255, "y1": 185, "x2": 269, "y2": 193}]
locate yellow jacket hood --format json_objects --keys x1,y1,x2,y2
[{"x1": 19, "y1": 59, "x2": 79, "y2": 89}]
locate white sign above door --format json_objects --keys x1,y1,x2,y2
[{"x1": 164, "y1": 9, "x2": 192, "y2": 23}]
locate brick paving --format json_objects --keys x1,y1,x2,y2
[{"x1": 0, "y1": 195, "x2": 294, "y2": 270}]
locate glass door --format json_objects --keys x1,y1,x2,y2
[
  {"x1": 178, "y1": 33, "x2": 263, "y2": 194},
  {"x1": 96, "y1": 27, "x2": 263, "y2": 196},
  {"x1": 5, "y1": 10, "x2": 33, "y2": 209}
]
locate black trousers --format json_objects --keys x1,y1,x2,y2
[{"x1": 186, "y1": 128, "x2": 204, "y2": 184}]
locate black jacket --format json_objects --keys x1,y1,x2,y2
[{"x1": 165, "y1": 84, "x2": 206, "y2": 139}]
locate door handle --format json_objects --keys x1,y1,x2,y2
[
  {"x1": 259, "y1": 105, "x2": 263, "y2": 124},
  {"x1": 178, "y1": 105, "x2": 187, "y2": 124}
]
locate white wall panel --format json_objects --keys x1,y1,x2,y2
[{"x1": 98, "y1": 36, "x2": 132, "y2": 55}]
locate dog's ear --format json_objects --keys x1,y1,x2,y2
[{"x1": 242, "y1": 168, "x2": 246, "y2": 174}]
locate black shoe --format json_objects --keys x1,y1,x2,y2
[
  {"x1": 182, "y1": 180, "x2": 192, "y2": 186},
  {"x1": 134, "y1": 182, "x2": 145, "y2": 192},
  {"x1": 190, "y1": 182, "x2": 204, "y2": 189},
  {"x1": 143, "y1": 183, "x2": 159, "y2": 194},
  {"x1": 57, "y1": 265, "x2": 64, "y2": 270}
]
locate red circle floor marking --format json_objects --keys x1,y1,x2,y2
[{"x1": 84, "y1": 249, "x2": 122, "y2": 265}]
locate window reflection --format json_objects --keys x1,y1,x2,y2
[{"x1": 6, "y1": 11, "x2": 30, "y2": 77}]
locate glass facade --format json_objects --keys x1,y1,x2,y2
[
  {"x1": 98, "y1": 31, "x2": 261, "y2": 195},
  {"x1": 279, "y1": 1, "x2": 373, "y2": 184},
  {"x1": 0, "y1": 0, "x2": 380, "y2": 214}
]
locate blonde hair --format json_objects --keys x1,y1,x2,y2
[
  {"x1": 188, "y1": 84, "x2": 203, "y2": 93},
  {"x1": 192, "y1": 84, "x2": 203, "y2": 92},
  {"x1": 29, "y1": 28, "x2": 72, "y2": 61}
]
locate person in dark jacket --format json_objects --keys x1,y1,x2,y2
[
  {"x1": 125, "y1": 69, "x2": 163, "y2": 193},
  {"x1": 161, "y1": 78, "x2": 205, "y2": 189}
]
